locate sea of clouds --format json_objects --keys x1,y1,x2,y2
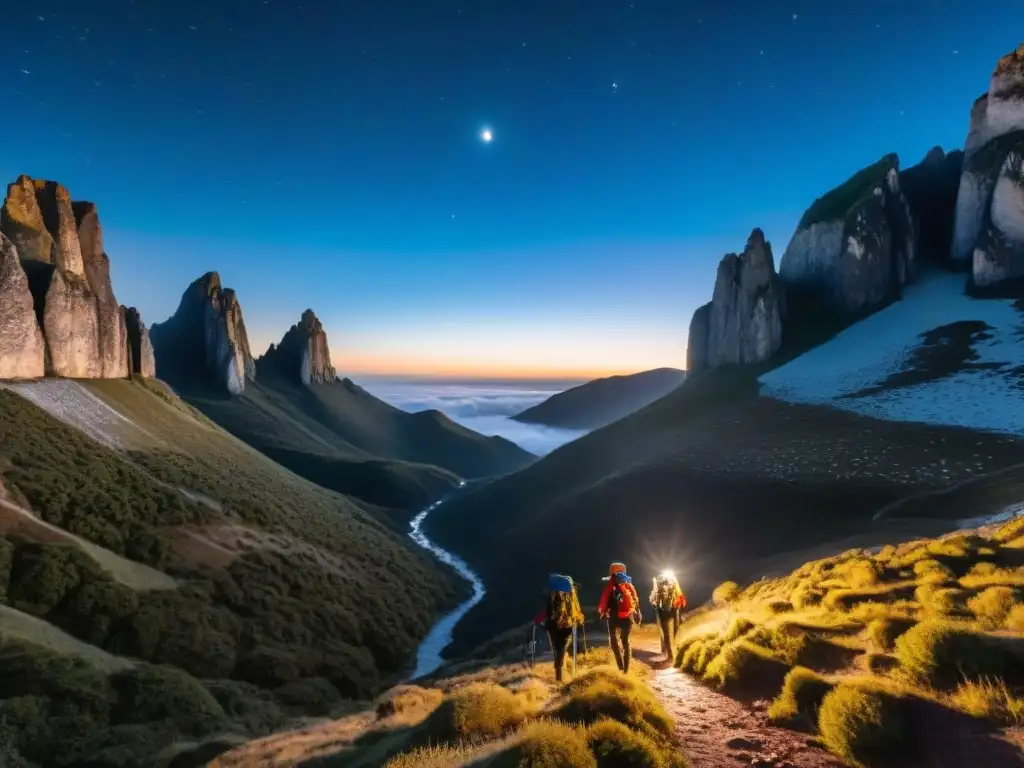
[{"x1": 354, "y1": 377, "x2": 590, "y2": 456}]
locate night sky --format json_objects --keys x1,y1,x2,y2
[{"x1": 1, "y1": 1, "x2": 1021, "y2": 378}]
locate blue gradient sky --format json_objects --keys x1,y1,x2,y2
[{"x1": 1, "y1": 2, "x2": 1021, "y2": 377}]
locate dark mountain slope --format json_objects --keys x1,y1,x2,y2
[
  {"x1": 425, "y1": 368, "x2": 1024, "y2": 652},
  {"x1": 511, "y1": 367, "x2": 686, "y2": 430},
  {"x1": 150, "y1": 283, "x2": 534, "y2": 512}
]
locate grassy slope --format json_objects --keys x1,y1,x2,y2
[
  {"x1": 425, "y1": 365, "x2": 1024, "y2": 654},
  {"x1": 213, "y1": 642, "x2": 683, "y2": 768},
  {"x1": 674, "y1": 516, "x2": 1024, "y2": 766},
  {"x1": 512, "y1": 367, "x2": 687, "y2": 430},
  {"x1": 797, "y1": 153, "x2": 898, "y2": 229},
  {"x1": 0, "y1": 379, "x2": 467, "y2": 767},
  {"x1": 155, "y1": 367, "x2": 534, "y2": 513}
]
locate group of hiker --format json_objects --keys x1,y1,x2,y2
[{"x1": 534, "y1": 562, "x2": 686, "y2": 681}]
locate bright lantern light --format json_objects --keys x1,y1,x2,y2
[{"x1": 481, "y1": 129, "x2": 493, "y2": 143}]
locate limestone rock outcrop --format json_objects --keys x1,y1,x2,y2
[
  {"x1": 0, "y1": 176, "x2": 134, "y2": 379},
  {"x1": 74, "y1": 202, "x2": 129, "y2": 378},
  {"x1": 951, "y1": 44, "x2": 1024, "y2": 290},
  {"x1": 0, "y1": 233, "x2": 45, "y2": 378},
  {"x1": 150, "y1": 272, "x2": 256, "y2": 395},
  {"x1": 779, "y1": 154, "x2": 916, "y2": 317},
  {"x1": 123, "y1": 306, "x2": 156, "y2": 378},
  {"x1": 259, "y1": 309, "x2": 338, "y2": 385},
  {"x1": 899, "y1": 147, "x2": 963, "y2": 266},
  {"x1": 687, "y1": 229, "x2": 785, "y2": 371}
]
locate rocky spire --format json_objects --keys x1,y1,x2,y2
[
  {"x1": 150, "y1": 272, "x2": 256, "y2": 395},
  {"x1": 123, "y1": 306, "x2": 156, "y2": 378},
  {"x1": 687, "y1": 229, "x2": 786, "y2": 372},
  {"x1": 0, "y1": 232, "x2": 45, "y2": 378},
  {"x1": 259, "y1": 309, "x2": 338, "y2": 385},
  {"x1": 951, "y1": 43, "x2": 1024, "y2": 289}
]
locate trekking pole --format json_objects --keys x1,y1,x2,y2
[
  {"x1": 527, "y1": 624, "x2": 537, "y2": 668},
  {"x1": 571, "y1": 625, "x2": 578, "y2": 676}
]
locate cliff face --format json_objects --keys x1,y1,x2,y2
[
  {"x1": 899, "y1": 147, "x2": 964, "y2": 266},
  {"x1": 952, "y1": 44, "x2": 1024, "y2": 289},
  {"x1": 0, "y1": 176, "x2": 134, "y2": 379},
  {"x1": 259, "y1": 309, "x2": 338, "y2": 385},
  {"x1": 123, "y1": 306, "x2": 156, "y2": 378},
  {"x1": 779, "y1": 154, "x2": 917, "y2": 318},
  {"x1": 0, "y1": 233, "x2": 46, "y2": 378},
  {"x1": 150, "y1": 272, "x2": 256, "y2": 395},
  {"x1": 687, "y1": 229, "x2": 785, "y2": 372}
]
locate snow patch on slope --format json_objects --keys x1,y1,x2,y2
[
  {"x1": 760, "y1": 272, "x2": 1024, "y2": 435},
  {"x1": 1, "y1": 379, "x2": 144, "y2": 450}
]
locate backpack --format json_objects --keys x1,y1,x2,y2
[
  {"x1": 547, "y1": 574, "x2": 584, "y2": 630},
  {"x1": 655, "y1": 579, "x2": 676, "y2": 612},
  {"x1": 612, "y1": 572, "x2": 636, "y2": 617}
]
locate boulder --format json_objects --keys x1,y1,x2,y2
[
  {"x1": 74, "y1": 201, "x2": 129, "y2": 378},
  {"x1": 150, "y1": 272, "x2": 256, "y2": 395},
  {"x1": 899, "y1": 147, "x2": 963, "y2": 266},
  {"x1": 686, "y1": 302, "x2": 711, "y2": 372},
  {"x1": 951, "y1": 44, "x2": 1024, "y2": 289},
  {"x1": 779, "y1": 154, "x2": 916, "y2": 317},
  {"x1": 258, "y1": 309, "x2": 338, "y2": 385},
  {"x1": 123, "y1": 306, "x2": 156, "y2": 378},
  {"x1": 687, "y1": 229, "x2": 785, "y2": 372},
  {"x1": 0, "y1": 233, "x2": 45, "y2": 378}
]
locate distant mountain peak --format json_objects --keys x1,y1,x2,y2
[{"x1": 258, "y1": 308, "x2": 338, "y2": 386}]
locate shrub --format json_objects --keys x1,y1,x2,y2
[
  {"x1": 375, "y1": 685, "x2": 445, "y2": 720},
  {"x1": 722, "y1": 617, "x2": 755, "y2": 643},
  {"x1": 273, "y1": 677, "x2": 342, "y2": 716},
  {"x1": 834, "y1": 558, "x2": 881, "y2": 589},
  {"x1": 0, "y1": 640, "x2": 112, "y2": 718},
  {"x1": 866, "y1": 617, "x2": 916, "y2": 651},
  {"x1": 767, "y1": 599, "x2": 793, "y2": 614},
  {"x1": 6, "y1": 542, "x2": 102, "y2": 615},
  {"x1": 109, "y1": 664, "x2": 224, "y2": 735},
  {"x1": 1006, "y1": 604, "x2": 1024, "y2": 631},
  {"x1": 792, "y1": 584, "x2": 825, "y2": 610},
  {"x1": 490, "y1": 721, "x2": 596, "y2": 768},
  {"x1": 914, "y1": 584, "x2": 965, "y2": 616},
  {"x1": 418, "y1": 683, "x2": 526, "y2": 745},
  {"x1": 555, "y1": 669, "x2": 672, "y2": 741},
  {"x1": 767, "y1": 667, "x2": 835, "y2": 727},
  {"x1": 817, "y1": 684, "x2": 907, "y2": 766},
  {"x1": 586, "y1": 718, "x2": 668, "y2": 768},
  {"x1": 58, "y1": 578, "x2": 139, "y2": 646},
  {"x1": 703, "y1": 640, "x2": 790, "y2": 699},
  {"x1": 894, "y1": 621, "x2": 1024, "y2": 689},
  {"x1": 202, "y1": 680, "x2": 286, "y2": 736},
  {"x1": 384, "y1": 745, "x2": 475, "y2": 768},
  {"x1": 967, "y1": 586, "x2": 1019, "y2": 629},
  {"x1": 950, "y1": 678, "x2": 1024, "y2": 725},
  {"x1": 712, "y1": 581, "x2": 741, "y2": 604},
  {"x1": 679, "y1": 638, "x2": 723, "y2": 677}
]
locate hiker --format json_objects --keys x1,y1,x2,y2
[
  {"x1": 535, "y1": 573, "x2": 584, "y2": 682},
  {"x1": 650, "y1": 570, "x2": 687, "y2": 658},
  {"x1": 598, "y1": 562, "x2": 641, "y2": 674}
]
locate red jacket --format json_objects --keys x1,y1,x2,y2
[{"x1": 598, "y1": 579, "x2": 640, "y2": 619}]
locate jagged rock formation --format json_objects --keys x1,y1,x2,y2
[
  {"x1": 0, "y1": 233, "x2": 46, "y2": 378},
  {"x1": 150, "y1": 272, "x2": 256, "y2": 395},
  {"x1": 899, "y1": 147, "x2": 964, "y2": 266},
  {"x1": 952, "y1": 44, "x2": 1024, "y2": 289},
  {"x1": 779, "y1": 154, "x2": 916, "y2": 317},
  {"x1": 687, "y1": 229, "x2": 785, "y2": 372},
  {"x1": 74, "y1": 201, "x2": 130, "y2": 377},
  {"x1": 123, "y1": 306, "x2": 156, "y2": 378},
  {"x1": 259, "y1": 309, "x2": 338, "y2": 385},
  {"x1": 0, "y1": 176, "x2": 133, "y2": 379}
]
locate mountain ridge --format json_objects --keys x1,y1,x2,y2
[{"x1": 511, "y1": 367, "x2": 686, "y2": 430}]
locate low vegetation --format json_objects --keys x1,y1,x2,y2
[
  {"x1": 0, "y1": 381, "x2": 467, "y2": 765},
  {"x1": 797, "y1": 153, "x2": 898, "y2": 229},
  {"x1": 672, "y1": 516, "x2": 1024, "y2": 766},
  {"x1": 214, "y1": 646, "x2": 687, "y2": 767}
]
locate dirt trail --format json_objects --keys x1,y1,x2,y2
[{"x1": 632, "y1": 639, "x2": 844, "y2": 768}]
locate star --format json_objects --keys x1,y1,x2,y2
[
  {"x1": 792, "y1": 13, "x2": 798, "y2": 20},
  {"x1": 611, "y1": 81, "x2": 618, "y2": 91},
  {"x1": 480, "y1": 128, "x2": 493, "y2": 143}
]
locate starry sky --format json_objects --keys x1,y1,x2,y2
[{"x1": 1, "y1": 1, "x2": 1022, "y2": 379}]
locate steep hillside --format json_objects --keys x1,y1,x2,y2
[
  {"x1": 0, "y1": 379, "x2": 466, "y2": 766},
  {"x1": 511, "y1": 367, "x2": 686, "y2": 430},
  {"x1": 150, "y1": 280, "x2": 534, "y2": 511},
  {"x1": 425, "y1": 367, "x2": 1024, "y2": 653}
]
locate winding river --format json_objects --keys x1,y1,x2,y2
[{"x1": 407, "y1": 482, "x2": 486, "y2": 680}]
